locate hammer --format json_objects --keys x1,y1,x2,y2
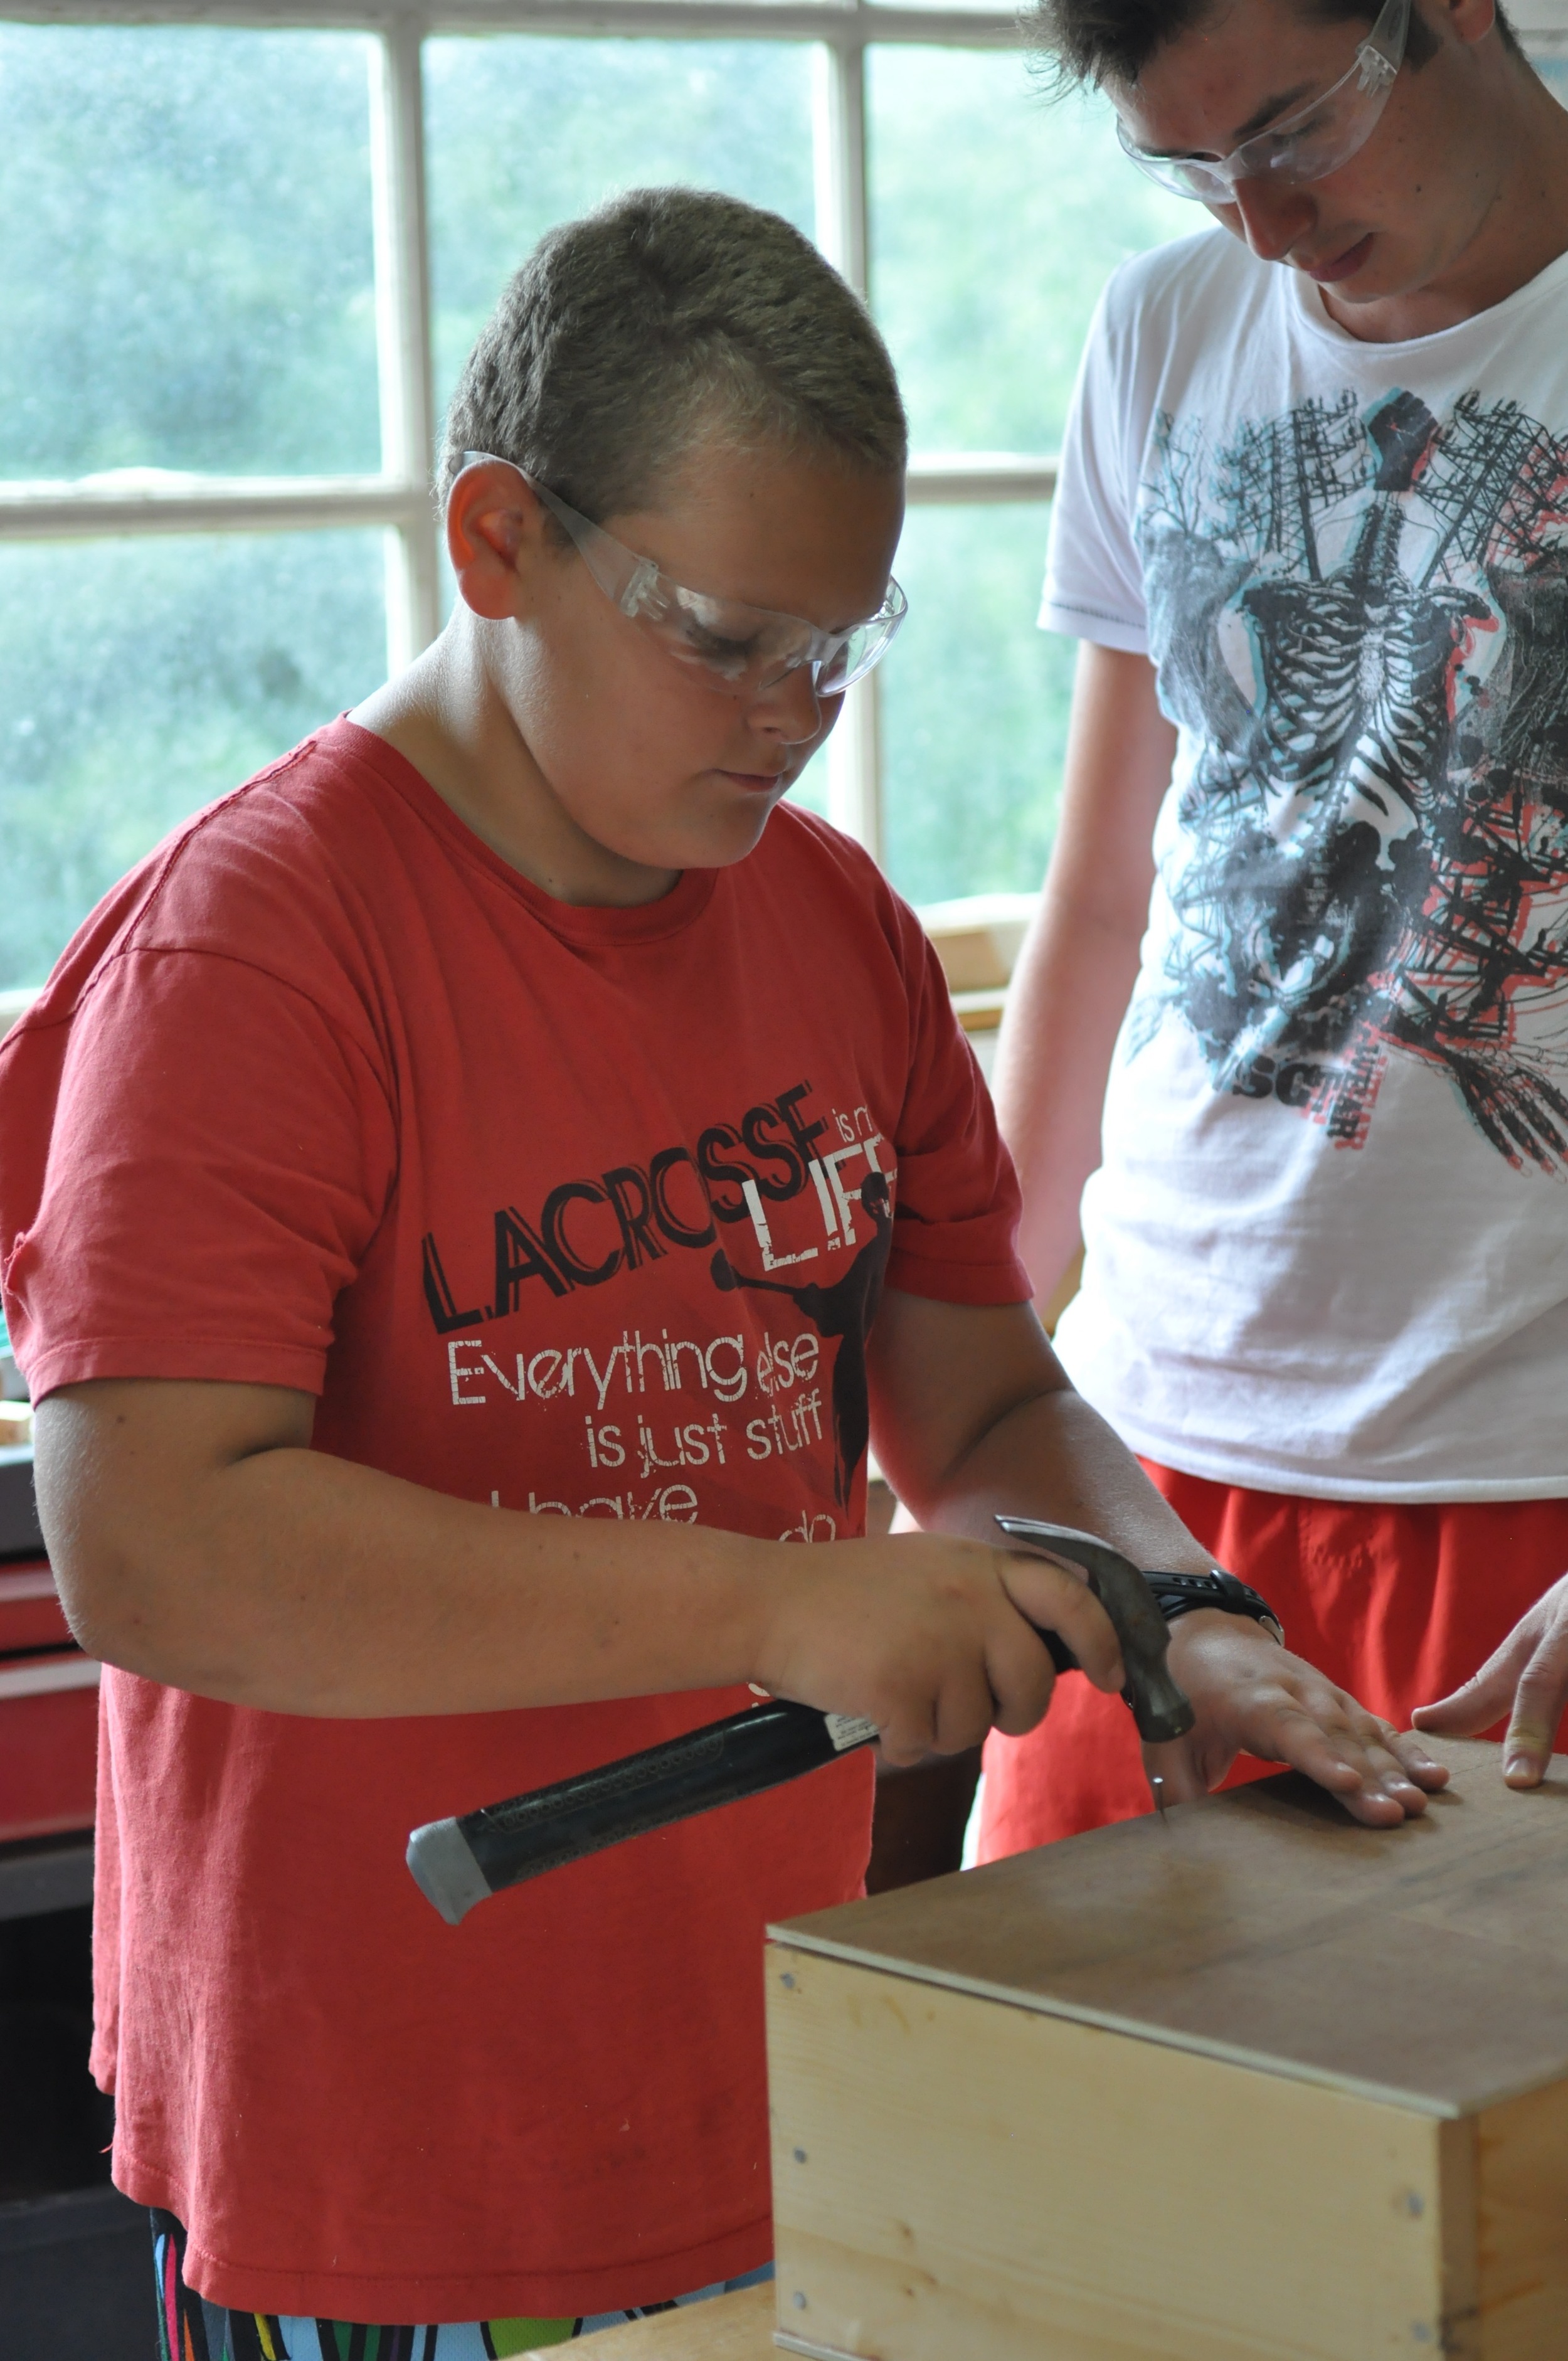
[{"x1": 405, "y1": 1520, "x2": 1195, "y2": 1925}]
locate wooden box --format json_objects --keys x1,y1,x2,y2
[{"x1": 766, "y1": 1737, "x2": 1568, "y2": 2361}]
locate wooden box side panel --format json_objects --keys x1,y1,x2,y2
[
  {"x1": 768, "y1": 1946, "x2": 1459, "y2": 2361},
  {"x1": 1473, "y1": 2080, "x2": 1568, "y2": 2359},
  {"x1": 775, "y1": 1742, "x2": 1568, "y2": 2125}
]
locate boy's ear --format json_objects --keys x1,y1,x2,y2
[
  {"x1": 1444, "y1": 0, "x2": 1503, "y2": 47},
  {"x1": 446, "y1": 462, "x2": 549, "y2": 621}
]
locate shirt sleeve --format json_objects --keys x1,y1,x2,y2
[
  {"x1": 884, "y1": 913, "x2": 1030, "y2": 1309},
  {"x1": 1, "y1": 945, "x2": 397, "y2": 1402},
  {"x1": 1039, "y1": 264, "x2": 1150, "y2": 654}
]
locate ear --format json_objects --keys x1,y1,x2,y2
[
  {"x1": 445, "y1": 460, "x2": 553, "y2": 622},
  {"x1": 1441, "y1": 0, "x2": 1499, "y2": 48}
]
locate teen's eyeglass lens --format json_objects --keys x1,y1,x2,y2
[
  {"x1": 460, "y1": 454, "x2": 907, "y2": 699},
  {"x1": 1116, "y1": 0, "x2": 1411, "y2": 203}
]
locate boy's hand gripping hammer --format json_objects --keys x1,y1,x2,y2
[{"x1": 405, "y1": 1519, "x2": 1195, "y2": 1924}]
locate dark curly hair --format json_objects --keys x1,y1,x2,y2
[{"x1": 1024, "y1": 0, "x2": 1520, "y2": 90}]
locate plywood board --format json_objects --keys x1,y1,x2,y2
[
  {"x1": 521, "y1": 2283, "x2": 772, "y2": 2361},
  {"x1": 768, "y1": 1949, "x2": 1475, "y2": 2361},
  {"x1": 771, "y1": 1739, "x2": 1568, "y2": 2115}
]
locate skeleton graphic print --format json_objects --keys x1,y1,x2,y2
[{"x1": 1134, "y1": 386, "x2": 1568, "y2": 1172}]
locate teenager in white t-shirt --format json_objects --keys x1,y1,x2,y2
[{"x1": 980, "y1": 0, "x2": 1568, "y2": 1857}]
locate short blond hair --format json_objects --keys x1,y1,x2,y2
[{"x1": 438, "y1": 186, "x2": 906, "y2": 521}]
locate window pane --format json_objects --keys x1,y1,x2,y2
[
  {"x1": 0, "y1": 26, "x2": 379, "y2": 482},
  {"x1": 0, "y1": 533, "x2": 386, "y2": 989},
  {"x1": 868, "y1": 48, "x2": 1191, "y2": 454},
  {"x1": 425, "y1": 36, "x2": 815, "y2": 422},
  {"x1": 879, "y1": 502, "x2": 1069, "y2": 906}
]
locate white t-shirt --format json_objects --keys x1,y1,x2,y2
[{"x1": 1046, "y1": 226, "x2": 1568, "y2": 1501}]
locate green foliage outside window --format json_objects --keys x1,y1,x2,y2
[
  {"x1": 869, "y1": 49, "x2": 1192, "y2": 458},
  {"x1": 0, "y1": 533, "x2": 386, "y2": 989},
  {"x1": 0, "y1": 21, "x2": 1194, "y2": 985},
  {"x1": 868, "y1": 51, "x2": 1190, "y2": 905},
  {"x1": 424, "y1": 38, "x2": 817, "y2": 423},
  {"x1": 0, "y1": 26, "x2": 379, "y2": 480},
  {"x1": 881, "y1": 504, "x2": 1076, "y2": 905},
  {"x1": 0, "y1": 24, "x2": 384, "y2": 991}
]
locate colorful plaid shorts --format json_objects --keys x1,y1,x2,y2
[{"x1": 151, "y1": 2209, "x2": 773, "y2": 2359}]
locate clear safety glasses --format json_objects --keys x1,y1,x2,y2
[
  {"x1": 1116, "y1": 0, "x2": 1410, "y2": 203},
  {"x1": 462, "y1": 453, "x2": 907, "y2": 699}
]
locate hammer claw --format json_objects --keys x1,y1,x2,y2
[{"x1": 994, "y1": 1517, "x2": 1197, "y2": 1746}]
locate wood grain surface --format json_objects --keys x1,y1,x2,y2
[
  {"x1": 771, "y1": 1737, "x2": 1568, "y2": 2114},
  {"x1": 768, "y1": 1950, "x2": 1484, "y2": 2360},
  {"x1": 521, "y1": 2283, "x2": 772, "y2": 2361}
]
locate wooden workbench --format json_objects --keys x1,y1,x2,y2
[
  {"x1": 768, "y1": 1736, "x2": 1568, "y2": 2361},
  {"x1": 522, "y1": 2283, "x2": 773, "y2": 2360}
]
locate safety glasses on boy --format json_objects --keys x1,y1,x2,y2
[
  {"x1": 1116, "y1": 0, "x2": 1411, "y2": 203},
  {"x1": 462, "y1": 452, "x2": 908, "y2": 699}
]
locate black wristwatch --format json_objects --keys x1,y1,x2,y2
[{"x1": 1143, "y1": 1568, "x2": 1285, "y2": 1647}]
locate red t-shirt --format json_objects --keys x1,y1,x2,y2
[{"x1": 0, "y1": 720, "x2": 1026, "y2": 2323}]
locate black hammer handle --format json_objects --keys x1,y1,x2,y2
[
  {"x1": 407, "y1": 1623, "x2": 1077, "y2": 1926},
  {"x1": 406, "y1": 1697, "x2": 881, "y2": 1925}
]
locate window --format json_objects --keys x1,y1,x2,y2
[
  {"x1": 5, "y1": 1, "x2": 1564, "y2": 996},
  {"x1": 0, "y1": 19, "x2": 393, "y2": 995}
]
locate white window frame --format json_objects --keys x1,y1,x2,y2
[{"x1": 3, "y1": 0, "x2": 1567, "y2": 867}]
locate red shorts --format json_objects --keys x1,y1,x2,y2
[{"x1": 977, "y1": 1463, "x2": 1568, "y2": 1862}]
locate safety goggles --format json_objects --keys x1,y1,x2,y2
[
  {"x1": 462, "y1": 453, "x2": 907, "y2": 698},
  {"x1": 1116, "y1": 0, "x2": 1410, "y2": 203}
]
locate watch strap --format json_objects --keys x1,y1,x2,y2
[{"x1": 1143, "y1": 1568, "x2": 1285, "y2": 1645}]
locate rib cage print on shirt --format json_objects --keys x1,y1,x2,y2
[{"x1": 1134, "y1": 386, "x2": 1568, "y2": 1171}]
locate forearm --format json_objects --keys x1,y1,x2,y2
[
  {"x1": 38, "y1": 1371, "x2": 1133, "y2": 1761},
  {"x1": 990, "y1": 904, "x2": 1145, "y2": 1303},
  {"x1": 40, "y1": 1409, "x2": 773, "y2": 1718},
  {"x1": 993, "y1": 641, "x2": 1172, "y2": 1307},
  {"x1": 898, "y1": 1380, "x2": 1213, "y2": 1579}
]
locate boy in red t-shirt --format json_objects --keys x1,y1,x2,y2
[{"x1": 0, "y1": 191, "x2": 1445, "y2": 2353}]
